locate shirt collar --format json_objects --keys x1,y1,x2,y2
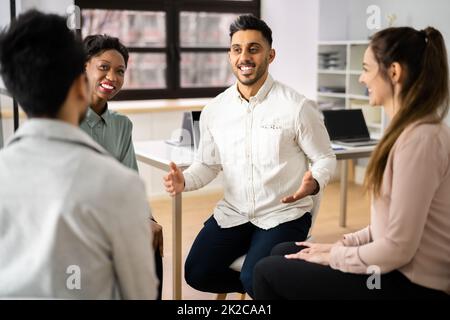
[
  {"x1": 233, "y1": 74, "x2": 274, "y2": 104},
  {"x1": 7, "y1": 118, "x2": 108, "y2": 156},
  {"x1": 84, "y1": 103, "x2": 111, "y2": 128}
]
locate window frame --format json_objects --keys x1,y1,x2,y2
[{"x1": 75, "y1": 0, "x2": 260, "y2": 100}]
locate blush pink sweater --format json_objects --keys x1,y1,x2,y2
[{"x1": 330, "y1": 122, "x2": 450, "y2": 295}]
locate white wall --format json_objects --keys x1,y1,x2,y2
[
  {"x1": 19, "y1": 0, "x2": 73, "y2": 15},
  {"x1": 320, "y1": 0, "x2": 450, "y2": 40},
  {"x1": 0, "y1": 1, "x2": 10, "y2": 29},
  {"x1": 262, "y1": 0, "x2": 319, "y2": 100},
  {"x1": 320, "y1": 0, "x2": 450, "y2": 125},
  {"x1": 346, "y1": 0, "x2": 450, "y2": 41},
  {"x1": 319, "y1": 0, "x2": 349, "y2": 41}
]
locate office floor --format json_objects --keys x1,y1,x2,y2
[{"x1": 150, "y1": 181, "x2": 371, "y2": 300}]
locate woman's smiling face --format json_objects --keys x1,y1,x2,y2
[
  {"x1": 85, "y1": 49, "x2": 126, "y2": 103},
  {"x1": 359, "y1": 46, "x2": 393, "y2": 107}
]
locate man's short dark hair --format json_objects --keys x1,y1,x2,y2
[
  {"x1": 229, "y1": 15, "x2": 272, "y2": 47},
  {"x1": 83, "y1": 34, "x2": 129, "y2": 67},
  {"x1": 0, "y1": 10, "x2": 85, "y2": 118}
]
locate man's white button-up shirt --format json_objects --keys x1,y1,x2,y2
[{"x1": 183, "y1": 75, "x2": 336, "y2": 229}]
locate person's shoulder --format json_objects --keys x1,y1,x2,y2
[
  {"x1": 204, "y1": 85, "x2": 237, "y2": 112},
  {"x1": 401, "y1": 121, "x2": 448, "y2": 141},
  {"x1": 107, "y1": 110, "x2": 133, "y2": 126},
  {"x1": 397, "y1": 121, "x2": 450, "y2": 156},
  {"x1": 271, "y1": 80, "x2": 312, "y2": 107},
  {"x1": 68, "y1": 151, "x2": 147, "y2": 226},
  {"x1": 271, "y1": 80, "x2": 321, "y2": 121},
  {"x1": 104, "y1": 110, "x2": 134, "y2": 138},
  {"x1": 78, "y1": 149, "x2": 143, "y2": 194}
]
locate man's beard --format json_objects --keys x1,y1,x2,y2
[{"x1": 234, "y1": 62, "x2": 267, "y2": 86}]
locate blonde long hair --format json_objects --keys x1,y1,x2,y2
[{"x1": 364, "y1": 27, "x2": 449, "y2": 196}]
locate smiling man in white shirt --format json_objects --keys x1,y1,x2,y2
[{"x1": 163, "y1": 14, "x2": 336, "y2": 298}]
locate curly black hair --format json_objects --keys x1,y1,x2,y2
[{"x1": 83, "y1": 34, "x2": 129, "y2": 67}]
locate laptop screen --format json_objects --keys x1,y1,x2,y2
[{"x1": 322, "y1": 109, "x2": 370, "y2": 140}]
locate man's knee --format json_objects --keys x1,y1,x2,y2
[
  {"x1": 184, "y1": 255, "x2": 206, "y2": 290},
  {"x1": 239, "y1": 269, "x2": 254, "y2": 296},
  {"x1": 184, "y1": 268, "x2": 205, "y2": 291},
  {"x1": 185, "y1": 253, "x2": 223, "y2": 292}
]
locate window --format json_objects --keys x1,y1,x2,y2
[{"x1": 76, "y1": 0, "x2": 260, "y2": 100}]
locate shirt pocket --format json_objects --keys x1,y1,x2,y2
[{"x1": 254, "y1": 121, "x2": 286, "y2": 167}]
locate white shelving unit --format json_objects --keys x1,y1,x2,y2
[{"x1": 317, "y1": 40, "x2": 387, "y2": 139}]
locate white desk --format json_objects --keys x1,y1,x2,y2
[
  {"x1": 331, "y1": 144, "x2": 374, "y2": 227},
  {"x1": 134, "y1": 140, "x2": 374, "y2": 300},
  {"x1": 134, "y1": 141, "x2": 192, "y2": 300}
]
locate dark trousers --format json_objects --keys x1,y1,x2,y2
[
  {"x1": 184, "y1": 213, "x2": 311, "y2": 298},
  {"x1": 253, "y1": 242, "x2": 449, "y2": 300},
  {"x1": 154, "y1": 250, "x2": 163, "y2": 300}
]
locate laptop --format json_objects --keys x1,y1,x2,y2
[
  {"x1": 165, "y1": 111, "x2": 201, "y2": 150},
  {"x1": 322, "y1": 109, "x2": 379, "y2": 147}
]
